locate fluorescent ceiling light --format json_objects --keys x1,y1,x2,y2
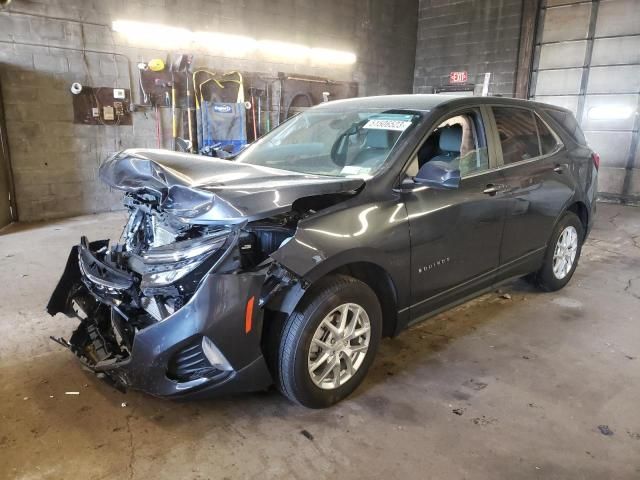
[
  {"x1": 311, "y1": 48, "x2": 357, "y2": 65},
  {"x1": 111, "y1": 20, "x2": 357, "y2": 65},
  {"x1": 194, "y1": 32, "x2": 257, "y2": 56},
  {"x1": 588, "y1": 105, "x2": 634, "y2": 120},
  {"x1": 258, "y1": 40, "x2": 311, "y2": 60},
  {"x1": 112, "y1": 20, "x2": 192, "y2": 46}
]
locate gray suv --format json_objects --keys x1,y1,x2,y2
[{"x1": 48, "y1": 95, "x2": 598, "y2": 408}]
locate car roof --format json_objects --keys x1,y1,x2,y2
[{"x1": 313, "y1": 94, "x2": 572, "y2": 115}]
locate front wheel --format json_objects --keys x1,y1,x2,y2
[
  {"x1": 533, "y1": 211, "x2": 584, "y2": 291},
  {"x1": 276, "y1": 275, "x2": 382, "y2": 408}
]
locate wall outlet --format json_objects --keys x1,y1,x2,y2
[
  {"x1": 92, "y1": 107, "x2": 100, "y2": 118},
  {"x1": 113, "y1": 88, "x2": 125, "y2": 99}
]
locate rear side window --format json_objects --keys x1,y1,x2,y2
[
  {"x1": 543, "y1": 108, "x2": 587, "y2": 146},
  {"x1": 536, "y1": 116, "x2": 560, "y2": 155},
  {"x1": 492, "y1": 107, "x2": 540, "y2": 164}
]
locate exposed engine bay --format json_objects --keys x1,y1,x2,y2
[
  {"x1": 50, "y1": 194, "x2": 298, "y2": 362},
  {"x1": 118, "y1": 191, "x2": 300, "y2": 315}
]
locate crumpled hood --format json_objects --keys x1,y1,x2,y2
[{"x1": 99, "y1": 149, "x2": 364, "y2": 224}]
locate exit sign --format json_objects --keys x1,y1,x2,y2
[{"x1": 449, "y1": 71, "x2": 468, "y2": 84}]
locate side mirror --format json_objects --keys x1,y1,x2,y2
[
  {"x1": 414, "y1": 162, "x2": 461, "y2": 190},
  {"x1": 393, "y1": 176, "x2": 423, "y2": 193}
]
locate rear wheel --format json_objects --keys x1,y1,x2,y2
[
  {"x1": 276, "y1": 275, "x2": 382, "y2": 408},
  {"x1": 533, "y1": 211, "x2": 584, "y2": 291}
]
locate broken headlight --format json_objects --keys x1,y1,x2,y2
[{"x1": 132, "y1": 230, "x2": 230, "y2": 288}]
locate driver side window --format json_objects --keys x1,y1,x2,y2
[{"x1": 411, "y1": 109, "x2": 489, "y2": 180}]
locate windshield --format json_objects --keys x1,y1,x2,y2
[{"x1": 235, "y1": 108, "x2": 422, "y2": 178}]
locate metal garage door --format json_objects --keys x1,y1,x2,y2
[{"x1": 530, "y1": 0, "x2": 640, "y2": 203}]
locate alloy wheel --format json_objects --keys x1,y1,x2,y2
[
  {"x1": 307, "y1": 303, "x2": 371, "y2": 390},
  {"x1": 552, "y1": 225, "x2": 578, "y2": 280}
]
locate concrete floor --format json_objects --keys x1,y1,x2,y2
[{"x1": 0, "y1": 203, "x2": 639, "y2": 480}]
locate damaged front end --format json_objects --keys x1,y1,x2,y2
[
  {"x1": 47, "y1": 149, "x2": 362, "y2": 398},
  {"x1": 47, "y1": 195, "x2": 300, "y2": 398}
]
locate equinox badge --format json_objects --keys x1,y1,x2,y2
[{"x1": 418, "y1": 257, "x2": 451, "y2": 274}]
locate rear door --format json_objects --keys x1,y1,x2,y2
[{"x1": 488, "y1": 106, "x2": 574, "y2": 277}]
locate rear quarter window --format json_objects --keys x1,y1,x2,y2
[
  {"x1": 492, "y1": 107, "x2": 540, "y2": 165},
  {"x1": 542, "y1": 108, "x2": 587, "y2": 146},
  {"x1": 535, "y1": 115, "x2": 561, "y2": 155}
]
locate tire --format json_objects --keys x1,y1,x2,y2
[
  {"x1": 276, "y1": 274, "x2": 382, "y2": 408},
  {"x1": 533, "y1": 211, "x2": 584, "y2": 292}
]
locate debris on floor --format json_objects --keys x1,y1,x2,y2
[
  {"x1": 452, "y1": 408, "x2": 465, "y2": 416},
  {"x1": 501, "y1": 293, "x2": 512, "y2": 300},
  {"x1": 65, "y1": 392, "x2": 80, "y2": 395},
  {"x1": 463, "y1": 379, "x2": 488, "y2": 391},
  {"x1": 597, "y1": 425, "x2": 614, "y2": 436},
  {"x1": 300, "y1": 429, "x2": 314, "y2": 441},
  {"x1": 472, "y1": 416, "x2": 498, "y2": 426}
]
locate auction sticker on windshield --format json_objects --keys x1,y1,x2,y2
[{"x1": 363, "y1": 114, "x2": 415, "y2": 131}]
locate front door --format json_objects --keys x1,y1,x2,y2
[{"x1": 402, "y1": 108, "x2": 507, "y2": 322}]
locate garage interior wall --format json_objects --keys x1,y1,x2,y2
[
  {"x1": 413, "y1": 0, "x2": 525, "y2": 96},
  {"x1": 0, "y1": 0, "x2": 418, "y2": 222},
  {"x1": 0, "y1": 79, "x2": 15, "y2": 228},
  {"x1": 530, "y1": 0, "x2": 640, "y2": 203}
]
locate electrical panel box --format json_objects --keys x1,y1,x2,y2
[
  {"x1": 103, "y1": 106, "x2": 115, "y2": 121},
  {"x1": 72, "y1": 86, "x2": 133, "y2": 125}
]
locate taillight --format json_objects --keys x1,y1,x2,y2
[{"x1": 591, "y1": 152, "x2": 600, "y2": 170}]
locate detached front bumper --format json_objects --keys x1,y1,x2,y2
[{"x1": 47, "y1": 241, "x2": 272, "y2": 399}]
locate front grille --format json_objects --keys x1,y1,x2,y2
[{"x1": 167, "y1": 341, "x2": 221, "y2": 382}]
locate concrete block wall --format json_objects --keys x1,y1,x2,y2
[
  {"x1": 0, "y1": 0, "x2": 418, "y2": 222},
  {"x1": 413, "y1": 0, "x2": 523, "y2": 96}
]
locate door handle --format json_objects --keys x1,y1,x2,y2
[
  {"x1": 553, "y1": 164, "x2": 563, "y2": 173},
  {"x1": 483, "y1": 184, "x2": 506, "y2": 196}
]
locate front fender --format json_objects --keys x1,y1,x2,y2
[{"x1": 270, "y1": 200, "x2": 412, "y2": 310}]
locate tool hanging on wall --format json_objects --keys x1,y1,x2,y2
[
  {"x1": 195, "y1": 71, "x2": 247, "y2": 156},
  {"x1": 170, "y1": 71, "x2": 177, "y2": 150},
  {"x1": 265, "y1": 83, "x2": 271, "y2": 133},
  {"x1": 169, "y1": 54, "x2": 193, "y2": 152},
  {"x1": 193, "y1": 69, "x2": 219, "y2": 154},
  {"x1": 186, "y1": 74, "x2": 194, "y2": 152},
  {"x1": 148, "y1": 58, "x2": 165, "y2": 72},
  {"x1": 154, "y1": 104, "x2": 162, "y2": 148},
  {"x1": 249, "y1": 87, "x2": 258, "y2": 141},
  {"x1": 182, "y1": 55, "x2": 194, "y2": 152},
  {"x1": 276, "y1": 78, "x2": 284, "y2": 126},
  {"x1": 257, "y1": 92, "x2": 261, "y2": 137},
  {"x1": 194, "y1": 70, "x2": 223, "y2": 153}
]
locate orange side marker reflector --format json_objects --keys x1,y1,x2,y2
[{"x1": 245, "y1": 296, "x2": 255, "y2": 334}]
